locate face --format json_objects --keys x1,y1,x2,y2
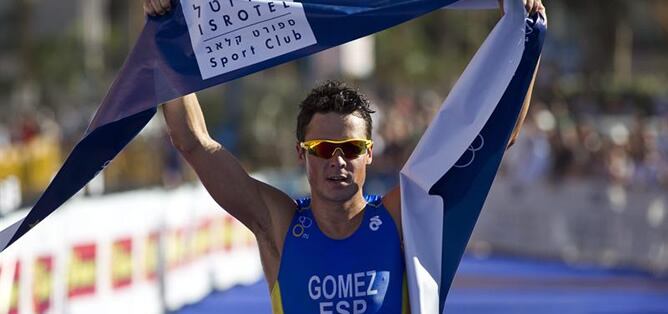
[{"x1": 297, "y1": 112, "x2": 372, "y2": 203}]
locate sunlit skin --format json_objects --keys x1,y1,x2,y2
[{"x1": 296, "y1": 112, "x2": 373, "y2": 239}]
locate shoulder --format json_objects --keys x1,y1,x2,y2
[
  {"x1": 381, "y1": 186, "x2": 401, "y2": 217},
  {"x1": 254, "y1": 183, "x2": 298, "y2": 247},
  {"x1": 380, "y1": 187, "x2": 402, "y2": 238}
]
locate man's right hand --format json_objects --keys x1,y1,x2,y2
[{"x1": 143, "y1": 0, "x2": 172, "y2": 16}]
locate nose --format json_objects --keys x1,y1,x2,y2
[{"x1": 329, "y1": 148, "x2": 347, "y2": 168}]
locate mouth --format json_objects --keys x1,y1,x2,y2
[{"x1": 326, "y1": 174, "x2": 350, "y2": 183}]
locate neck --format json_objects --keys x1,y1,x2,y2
[{"x1": 310, "y1": 191, "x2": 367, "y2": 239}]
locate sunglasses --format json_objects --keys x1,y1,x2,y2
[{"x1": 300, "y1": 139, "x2": 373, "y2": 159}]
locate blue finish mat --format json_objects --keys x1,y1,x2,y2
[{"x1": 176, "y1": 256, "x2": 668, "y2": 314}]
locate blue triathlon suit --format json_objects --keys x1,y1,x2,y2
[{"x1": 271, "y1": 195, "x2": 408, "y2": 314}]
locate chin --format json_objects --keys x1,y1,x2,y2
[{"x1": 320, "y1": 185, "x2": 360, "y2": 202}]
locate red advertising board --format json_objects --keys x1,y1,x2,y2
[
  {"x1": 9, "y1": 261, "x2": 20, "y2": 314},
  {"x1": 68, "y1": 243, "x2": 97, "y2": 298},
  {"x1": 167, "y1": 228, "x2": 186, "y2": 269},
  {"x1": 224, "y1": 216, "x2": 235, "y2": 251},
  {"x1": 33, "y1": 256, "x2": 53, "y2": 314},
  {"x1": 195, "y1": 219, "x2": 212, "y2": 257},
  {"x1": 211, "y1": 217, "x2": 225, "y2": 252},
  {"x1": 144, "y1": 231, "x2": 159, "y2": 281},
  {"x1": 111, "y1": 237, "x2": 133, "y2": 290}
]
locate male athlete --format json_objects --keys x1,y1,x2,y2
[{"x1": 145, "y1": 1, "x2": 544, "y2": 313}]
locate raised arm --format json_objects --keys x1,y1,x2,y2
[
  {"x1": 162, "y1": 95, "x2": 296, "y2": 235},
  {"x1": 145, "y1": 0, "x2": 295, "y2": 237}
]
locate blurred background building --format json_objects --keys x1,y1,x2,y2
[{"x1": 0, "y1": 0, "x2": 667, "y2": 276}]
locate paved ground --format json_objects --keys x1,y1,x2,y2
[{"x1": 176, "y1": 256, "x2": 668, "y2": 314}]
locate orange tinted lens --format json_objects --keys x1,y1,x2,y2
[
  {"x1": 310, "y1": 142, "x2": 336, "y2": 158},
  {"x1": 339, "y1": 141, "x2": 367, "y2": 158}
]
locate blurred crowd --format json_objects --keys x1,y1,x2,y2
[
  {"x1": 501, "y1": 63, "x2": 668, "y2": 189},
  {"x1": 365, "y1": 66, "x2": 668, "y2": 192},
  {"x1": 2, "y1": 61, "x2": 668, "y2": 212},
  {"x1": 504, "y1": 97, "x2": 668, "y2": 189},
  {"x1": 0, "y1": 109, "x2": 62, "y2": 212},
  {"x1": 0, "y1": 96, "x2": 179, "y2": 211}
]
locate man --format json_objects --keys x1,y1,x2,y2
[{"x1": 145, "y1": 1, "x2": 544, "y2": 313}]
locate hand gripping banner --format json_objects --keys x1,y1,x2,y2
[{"x1": 0, "y1": 0, "x2": 545, "y2": 312}]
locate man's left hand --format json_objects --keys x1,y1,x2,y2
[{"x1": 524, "y1": 0, "x2": 546, "y2": 16}]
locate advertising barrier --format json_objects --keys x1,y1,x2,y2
[
  {"x1": 473, "y1": 178, "x2": 668, "y2": 275},
  {"x1": 0, "y1": 184, "x2": 262, "y2": 314}
]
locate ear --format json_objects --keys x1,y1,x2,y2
[
  {"x1": 366, "y1": 144, "x2": 373, "y2": 165},
  {"x1": 296, "y1": 142, "x2": 306, "y2": 164}
]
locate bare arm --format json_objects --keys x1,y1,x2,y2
[
  {"x1": 162, "y1": 94, "x2": 295, "y2": 235},
  {"x1": 148, "y1": 2, "x2": 294, "y2": 285}
]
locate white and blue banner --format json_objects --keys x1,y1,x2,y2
[
  {"x1": 0, "y1": 0, "x2": 545, "y2": 312},
  {"x1": 401, "y1": 0, "x2": 545, "y2": 312}
]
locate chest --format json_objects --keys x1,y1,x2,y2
[{"x1": 276, "y1": 206, "x2": 404, "y2": 314}]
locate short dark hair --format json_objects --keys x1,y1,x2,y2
[{"x1": 296, "y1": 80, "x2": 375, "y2": 142}]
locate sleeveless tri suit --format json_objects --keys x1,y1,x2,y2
[{"x1": 271, "y1": 195, "x2": 408, "y2": 314}]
